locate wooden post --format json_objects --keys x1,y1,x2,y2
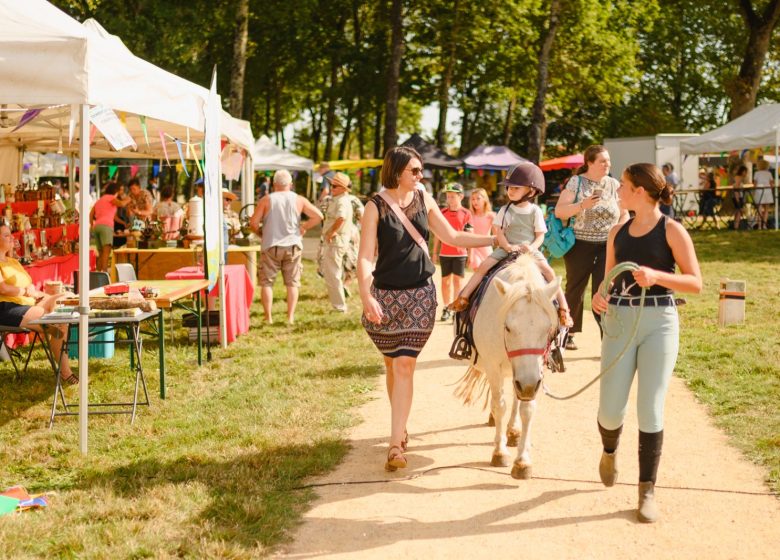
[{"x1": 718, "y1": 279, "x2": 746, "y2": 326}]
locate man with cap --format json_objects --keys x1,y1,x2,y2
[
  {"x1": 432, "y1": 183, "x2": 472, "y2": 321},
  {"x1": 450, "y1": 162, "x2": 573, "y2": 327},
  {"x1": 320, "y1": 172, "x2": 354, "y2": 312}
]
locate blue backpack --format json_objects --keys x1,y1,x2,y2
[{"x1": 542, "y1": 177, "x2": 580, "y2": 259}]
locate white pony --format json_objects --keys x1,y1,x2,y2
[{"x1": 455, "y1": 254, "x2": 559, "y2": 479}]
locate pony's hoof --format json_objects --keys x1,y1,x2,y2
[
  {"x1": 487, "y1": 413, "x2": 495, "y2": 427},
  {"x1": 511, "y1": 461, "x2": 533, "y2": 480},
  {"x1": 490, "y1": 452, "x2": 510, "y2": 467},
  {"x1": 506, "y1": 429, "x2": 521, "y2": 447}
]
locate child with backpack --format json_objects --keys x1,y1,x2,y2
[{"x1": 449, "y1": 162, "x2": 573, "y2": 328}]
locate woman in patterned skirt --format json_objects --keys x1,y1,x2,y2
[{"x1": 358, "y1": 146, "x2": 495, "y2": 471}]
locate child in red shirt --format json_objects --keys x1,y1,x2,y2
[{"x1": 433, "y1": 183, "x2": 472, "y2": 321}]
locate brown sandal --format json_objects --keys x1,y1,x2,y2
[
  {"x1": 384, "y1": 445, "x2": 407, "y2": 472},
  {"x1": 448, "y1": 296, "x2": 470, "y2": 312},
  {"x1": 401, "y1": 430, "x2": 409, "y2": 452},
  {"x1": 558, "y1": 307, "x2": 573, "y2": 328}
]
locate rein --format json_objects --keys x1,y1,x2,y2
[{"x1": 542, "y1": 261, "x2": 645, "y2": 401}]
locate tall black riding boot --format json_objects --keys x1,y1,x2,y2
[
  {"x1": 598, "y1": 423, "x2": 622, "y2": 487},
  {"x1": 637, "y1": 430, "x2": 664, "y2": 523}
]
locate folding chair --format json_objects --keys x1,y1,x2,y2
[
  {"x1": 0, "y1": 325, "x2": 40, "y2": 381},
  {"x1": 115, "y1": 263, "x2": 137, "y2": 282}
]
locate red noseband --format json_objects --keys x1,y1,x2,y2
[{"x1": 506, "y1": 348, "x2": 546, "y2": 359}]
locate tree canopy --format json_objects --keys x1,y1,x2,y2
[{"x1": 50, "y1": 0, "x2": 780, "y2": 161}]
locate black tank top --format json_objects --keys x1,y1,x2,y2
[
  {"x1": 610, "y1": 216, "x2": 675, "y2": 298},
  {"x1": 371, "y1": 190, "x2": 435, "y2": 289}
]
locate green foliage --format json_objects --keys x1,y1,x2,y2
[{"x1": 47, "y1": 0, "x2": 780, "y2": 159}]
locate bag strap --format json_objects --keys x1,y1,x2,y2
[{"x1": 378, "y1": 190, "x2": 430, "y2": 258}]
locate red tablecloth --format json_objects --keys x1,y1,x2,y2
[
  {"x1": 24, "y1": 251, "x2": 97, "y2": 289},
  {"x1": 164, "y1": 264, "x2": 254, "y2": 344},
  {"x1": 11, "y1": 223, "x2": 79, "y2": 248},
  {"x1": 3, "y1": 252, "x2": 97, "y2": 349}
]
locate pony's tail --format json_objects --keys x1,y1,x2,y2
[{"x1": 454, "y1": 365, "x2": 490, "y2": 410}]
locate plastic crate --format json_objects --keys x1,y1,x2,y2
[{"x1": 67, "y1": 325, "x2": 115, "y2": 359}]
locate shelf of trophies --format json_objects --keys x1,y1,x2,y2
[{"x1": 1, "y1": 182, "x2": 82, "y2": 272}]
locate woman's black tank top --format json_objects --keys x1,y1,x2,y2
[
  {"x1": 610, "y1": 215, "x2": 675, "y2": 298},
  {"x1": 371, "y1": 190, "x2": 435, "y2": 289}
]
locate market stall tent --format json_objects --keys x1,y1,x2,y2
[
  {"x1": 253, "y1": 135, "x2": 313, "y2": 171},
  {"x1": 0, "y1": 0, "x2": 251, "y2": 452},
  {"x1": 401, "y1": 133, "x2": 463, "y2": 169},
  {"x1": 462, "y1": 145, "x2": 528, "y2": 170},
  {"x1": 679, "y1": 103, "x2": 779, "y2": 229},
  {"x1": 539, "y1": 154, "x2": 584, "y2": 171}
]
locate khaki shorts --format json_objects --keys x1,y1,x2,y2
[
  {"x1": 92, "y1": 224, "x2": 114, "y2": 251},
  {"x1": 260, "y1": 245, "x2": 302, "y2": 288}
]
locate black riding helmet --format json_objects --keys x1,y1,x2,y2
[{"x1": 500, "y1": 162, "x2": 546, "y2": 204}]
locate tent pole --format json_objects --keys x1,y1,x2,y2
[
  {"x1": 775, "y1": 130, "x2": 779, "y2": 230},
  {"x1": 78, "y1": 104, "x2": 91, "y2": 455}
]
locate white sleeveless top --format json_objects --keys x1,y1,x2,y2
[{"x1": 262, "y1": 191, "x2": 302, "y2": 250}]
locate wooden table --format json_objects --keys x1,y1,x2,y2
[
  {"x1": 114, "y1": 245, "x2": 261, "y2": 288},
  {"x1": 60, "y1": 279, "x2": 210, "y2": 399}
]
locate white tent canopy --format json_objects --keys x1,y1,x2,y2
[
  {"x1": 1, "y1": 10, "x2": 254, "y2": 156},
  {"x1": 680, "y1": 104, "x2": 780, "y2": 154},
  {"x1": 0, "y1": 0, "x2": 253, "y2": 453},
  {"x1": 680, "y1": 103, "x2": 779, "y2": 230},
  {"x1": 253, "y1": 135, "x2": 313, "y2": 171}
]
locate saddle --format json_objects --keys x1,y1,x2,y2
[
  {"x1": 448, "y1": 252, "x2": 568, "y2": 373},
  {"x1": 449, "y1": 253, "x2": 520, "y2": 362}
]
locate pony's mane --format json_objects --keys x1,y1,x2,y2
[{"x1": 495, "y1": 255, "x2": 558, "y2": 328}]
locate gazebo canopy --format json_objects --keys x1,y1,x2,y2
[
  {"x1": 539, "y1": 154, "x2": 584, "y2": 171},
  {"x1": 680, "y1": 104, "x2": 780, "y2": 154},
  {"x1": 462, "y1": 145, "x2": 528, "y2": 171},
  {"x1": 326, "y1": 158, "x2": 383, "y2": 171},
  {"x1": 252, "y1": 135, "x2": 313, "y2": 172},
  {"x1": 401, "y1": 133, "x2": 463, "y2": 169}
]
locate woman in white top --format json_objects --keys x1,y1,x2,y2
[{"x1": 753, "y1": 159, "x2": 775, "y2": 230}]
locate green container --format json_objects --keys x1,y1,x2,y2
[{"x1": 67, "y1": 325, "x2": 115, "y2": 359}]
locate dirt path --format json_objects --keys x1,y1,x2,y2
[{"x1": 278, "y1": 286, "x2": 780, "y2": 559}]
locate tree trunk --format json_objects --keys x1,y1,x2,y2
[
  {"x1": 728, "y1": 0, "x2": 780, "y2": 119},
  {"x1": 323, "y1": 61, "x2": 340, "y2": 161},
  {"x1": 274, "y1": 83, "x2": 283, "y2": 148},
  {"x1": 373, "y1": 105, "x2": 383, "y2": 158},
  {"x1": 527, "y1": 0, "x2": 562, "y2": 164},
  {"x1": 383, "y1": 0, "x2": 404, "y2": 153},
  {"x1": 436, "y1": 0, "x2": 460, "y2": 149},
  {"x1": 264, "y1": 89, "x2": 272, "y2": 137},
  {"x1": 339, "y1": 97, "x2": 355, "y2": 159},
  {"x1": 228, "y1": 0, "x2": 249, "y2": 118},
  {"x1": 356, "y1": 98, "x2": 366, "y2": 159},
  {"x1": 502, "y1": 93, "x2": 517, "y2": 146}
]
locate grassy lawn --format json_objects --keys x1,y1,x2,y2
[
  {"x1": 0, "y1": 263, "x2": 383, "y2": 558},
  {"x1": 0, "y1": 232, "x2": 778, "y2": 558}
]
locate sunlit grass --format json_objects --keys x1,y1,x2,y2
[{"x1": 0, "y1": 263, "x2": 382, "y2": 558}]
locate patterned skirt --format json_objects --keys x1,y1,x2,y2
[{"x1": 362, "y1": 282, "x2": 437, "y2": 358}]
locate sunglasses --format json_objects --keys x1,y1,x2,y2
[{"x1": 406, "y1": 167, "x2": 423, "y2": 176}]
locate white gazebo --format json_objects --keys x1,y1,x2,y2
[
  {"x1": 680, "y1": 104, "x2": 780, "y2": 229},
  {"x1": 0, "y1": 0, "x2": 253, "y2": 451}
]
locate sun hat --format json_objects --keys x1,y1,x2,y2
[
  {"x1": 330, "y1": 172, "x2": 352, "y2": 190},
  {"x1": 442, "y1": 183, "x2": 463, "y2": 194},
  {"x1": 221, "y1": 188, "x2": 237, "y2": 201},
  {"x1": 499, "y1": 162, "x2": 546, "y2": 194}
]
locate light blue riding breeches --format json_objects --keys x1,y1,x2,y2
[{"x1": 597, "y1": 305, "x2": 679, "y2": 433}]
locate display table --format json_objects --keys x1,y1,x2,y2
[
  {"x1": 59, "y1": 279, "x2": 210, "y2": 399},
  {"x1": 114, "y1": 245, "x2": 261, "y2": 288},
  {"x1": 165, "y1": 265, "x2": 254, "y2": 344}
]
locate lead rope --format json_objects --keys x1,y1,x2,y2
[{"x1": 543, "y1": 261, "x2": 645, "y2": 401}]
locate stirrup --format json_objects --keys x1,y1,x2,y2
[{"x1": 449, "y1": 334, "x2": 473, "y2": 361}]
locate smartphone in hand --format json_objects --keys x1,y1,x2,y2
[{"x1": 592, "y1": 187, "x2": 604, "y2": 198}]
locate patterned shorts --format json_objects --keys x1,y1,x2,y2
[{"x1": 362, "y1": 282, "x2": 436, "y2": 358}]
